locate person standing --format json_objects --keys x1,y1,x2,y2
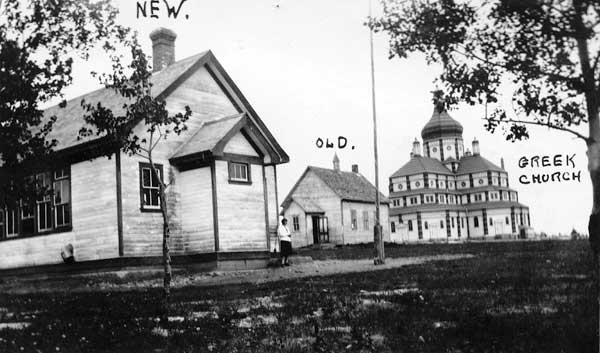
[{"x1": 278, "y1": 218, "x2": 292, "y2": 266}]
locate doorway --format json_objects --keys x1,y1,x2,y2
[{"x1": 312, "y1": 216, "x2": 329, "y2": 244}]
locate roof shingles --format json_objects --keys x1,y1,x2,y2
[{"x1": 308, "y1": 166, "x2": 389, "y2": 204}]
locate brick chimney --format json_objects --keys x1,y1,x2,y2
[
  {"x1": 351, "y1": 164, "x2": 359, "y2": 173},
  {"x1": 149, "y1": 27, "x2": 177, "y2": 72}
]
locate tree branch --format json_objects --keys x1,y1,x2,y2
[{"x1": 486, "y1": 116, "x2": 590, "y2": 142}]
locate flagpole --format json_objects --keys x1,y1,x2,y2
[{"x1": 369, "y1": 0, "x2": 384, "y2": 265}]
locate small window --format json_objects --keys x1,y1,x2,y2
[
  {"x1": 408, "y1": 220, "x2": 413, "y2": 231},
  {"x1": 292, "y1": 216, "x2": 300, "y2": 231},
  {"x1": 474, "y1": 217, "x2": 479, "y2": 228},
  {"x1": 6, "y1": 208, "x2": 18, "y2": 237},
  {"x1": 424, "y1": 221, "x2": 428, "y2": 230},
  {"x1": 351, "y1": 209, "x2": 357, "y2": 230},
  {"x1": 461, "y1": 217, "x2": 465, "y2": 228},
  {"x1": 505, "y1": 216, "x2": 509, "y2": 225},
  {"x1": 0, "y1": 210, "x2": 4, "y2": 239},
  {"x1": 391, "y1": 222, "x2": 396, "y2": 233},
  {"x1": 489, "y1": 218, "x2": 493, "y2": 226},
  {"x1": 440, "y1": 220, "x2": 444, "y2": 229},
  {"x1": 228, "y1": 162, "x2": 251, "y2": 183},
  {"x1": 451, "y1": 218, "x2": 455, "y2": 228},
  {"x1": 140, "y1": 163, "x2": 163, "y2": 211},
  {"x1": 54, "y1": 168, "x2": 71, "y2": 227},
  {"x1": 363, "y1": 211, "x2": 369, "y2": 230},
  {"x1": 520, "y1": 214, "x2": 523, "y2": 224}
]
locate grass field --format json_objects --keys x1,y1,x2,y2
[{"x1": 0, "y1": 240, "x2": 596, "y2": 352}]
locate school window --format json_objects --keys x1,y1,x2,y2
[
  {"x1": 292, "y1": 216, "x2": 300, "y2": 231},
  {"x1": 440, "y1": 220, "x2": 444, "y2": 229},
  {"x1": 0, "y1": 210, "x2": 3, "y2": 239},
  {"x1": 391, "y1": 222, "x2": 396, "y2": 233},
  {"x1": 6, "y1": 208, "x2": 18, "y2": 237},
  {"x1": 54, "y1": 168, "x2": 71, "y2": 227},
  {"x1": 140, "y1": 163, "x2": 163, "y2": 211},
  {"x1": 474, "y1": 217, "x2": 479, "y2": 228},
  {"x1": 0, "y1": 167, "x2": 71, "y2": 240},
  {"x1": 351, "y1": 209, "x2": 357, "y2": 230},
  {"x1": 408, "y1": 220, "x2": 413, "y2": 231},
  {"x1": 228, "y1": 161, "x2": 251, "y2": 183},
  {"x1": 37, "y1": 172, "x2": 53, "y2": 232},
  {"x1": 363, "y1": 211, "x2": 369, "y2": 230}
]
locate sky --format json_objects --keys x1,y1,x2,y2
[{"x1": 56, "y1": 0, "x2": 591, "y2": 235}]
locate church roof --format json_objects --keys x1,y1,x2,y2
[
  {"x1": 390, "y1": 155, "x2": 453, "y2": 178},
  {"x1": 421, "y1": 108, "x2": 463, "y2": 140},
  {"x1": 457, "y1": 154, "x2": 504, "y2": 174}
]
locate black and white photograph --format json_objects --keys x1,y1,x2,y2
[{"x1": 0, "y1": 0, "x2": 598, "y2": 352}]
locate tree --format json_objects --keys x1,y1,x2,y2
[
  {"x1": 369, "y1": 0, "x2": 599, "y2": 346},
  {"x1": 0, "y1": 0, "x2": 129, "y2": 203},
  {"x1": 78, "y1": 37, "x2": 192, "y2": 333}
]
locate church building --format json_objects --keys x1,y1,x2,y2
[{"x1": 388, "y1": 100, "x2": 531, "y2": 242}]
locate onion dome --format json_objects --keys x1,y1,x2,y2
[{"x1": 421, "y1": 106, "x2": 463, "y2": 140}]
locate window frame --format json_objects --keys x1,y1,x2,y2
[
  {"x1": 139, "y1": 162, "x2": 164, "y2": 212},
  {"x1": 228, "y1": 161, "x2": 252, "y2": 184},
  {"x1": 292, "y1": 215, "x2": 300, "y2": 232},
  {"x1": 0, "y1": 166, "x2": 72, "y2": 242},
  {"x1": 363, "y1": 210, "x2": 369, "y2": 231},
  {"x1": 351, "y1": 209, "x2": 357, "y2": 230}
]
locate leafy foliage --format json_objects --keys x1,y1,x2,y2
[
  {"x1": 0, "y1": 0, "x2": 130, "y2": 203},
  {"x1": 368, "y1": 0, "x2": 599, "y2": 142}
]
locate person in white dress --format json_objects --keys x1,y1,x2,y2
[{"x1": 278, "y1": 218, "x2": 292, "y2": 266}]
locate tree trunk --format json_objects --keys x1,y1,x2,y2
[
  {"x1": 149, "y1": 159, "x2": 172, "y2": 331},
  {"x1": 588, "y1": 141, "x2": 600, "y2": 352}
]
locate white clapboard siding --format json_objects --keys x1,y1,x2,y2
[
  {"x1": 223, "y1": 132, "x2": 259, "y2": 156},
  {"x1": 341, "y1": 201, "x2": 390, "y2": 245},
  {"x1": 0, "y1": 156, "x2": 119, "y2": 269},
  {"x1": 215, "y1": 161, "x2": 267, "y2": 251},
  {"x1": 179, "y1": 167, "x2": 215, "y2": 252},
  {"x1": 264, "y1": 165, "x2": 278, "y2": 231},
  {"x1": 289, "y1": 171, "x2": 343, "y2": 243}
]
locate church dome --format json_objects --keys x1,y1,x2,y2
[{"x1": 421, "y1": 107, "x2": 463, "y2": 140}]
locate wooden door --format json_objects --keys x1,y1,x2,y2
[{"x1": 312, "y1": 216, "x2": 329, "y2": 244}]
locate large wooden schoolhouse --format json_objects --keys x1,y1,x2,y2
[{"x1": 0, "y1": 28, "x2": 288, "y2": 271}]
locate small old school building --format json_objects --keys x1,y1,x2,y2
[
  {"x1": 0, "y1": 28, "x2": 288, "y2": 270},
  {"x1": 388, "y1": 100, "x2": 531, "y2": 243},
  {"x1": 280, "y1": 155, "x2": 390, "y2": 248}
]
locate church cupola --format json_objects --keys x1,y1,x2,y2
[
  {"x1": 472, "y1": 138, "x2": 480, "y2": 155},
  {"x1": 421, "y1": 91, "x2": 464, "y2": 141},
  {"x1": 412, "y1": 138, "x2": 422, "y2": 157}
]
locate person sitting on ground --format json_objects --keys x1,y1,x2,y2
[{"x1": 278, "y1": 218, "x2": 292, "y2": 266}]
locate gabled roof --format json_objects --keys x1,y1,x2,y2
[
  {"x1": 44, "y1": 52, "x2": 209, "y2": 151},
  {"x1": 42, "y1": 50, "x2": 289, "y2": 164},
  {"x1": 170, "y1": 113, "x2": 245, "y2": 160},
  {"x1": 390, "y1": 156, "x2": 453, "y2": 178},
  {"x1": 291, "y1": 198, "x2": 324, "y2": 214},
  {"x1": 282, "y1": 166, "x2": 389, "y2": 211},
  {"x1": 457, "y1": 154, "x2": 504, "y2": 174},
  {"x1": 309, "y1": 167, "x2": 389, "y2": 204}
]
